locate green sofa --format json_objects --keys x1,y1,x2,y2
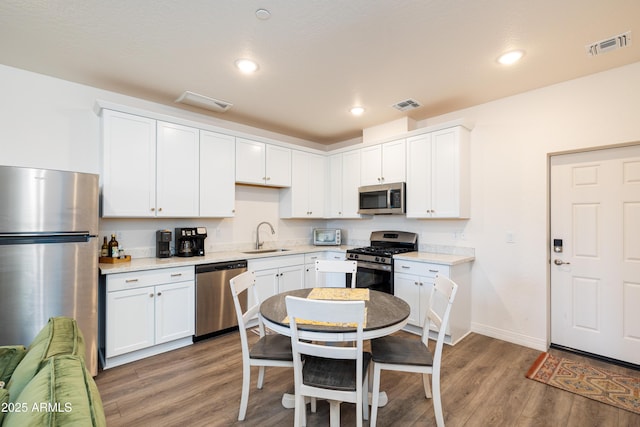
[{"x1": 0, "y1": 317, "x2": 106, "y2": 426}]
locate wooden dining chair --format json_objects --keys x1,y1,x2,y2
[
  {"x1": 229, "y1": 270, "x2": 293, "y2": 421},
  {"x1": 369, "y1": 274, "x2": 459, "y2": 427},
  {"x1": 285, "y1": 295, "x2": 370, "y2": 427},
  {"x1": 315, "y1": 259, "x2": 358, "y2": 288}
]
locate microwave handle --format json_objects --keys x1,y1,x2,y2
[{"x1": 387, "y1": 189, "x2": 391, "y2": 209}]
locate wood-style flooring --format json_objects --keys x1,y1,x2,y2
[{"x1": 94, "y1": 331, "x2": 640, "y2": 426}]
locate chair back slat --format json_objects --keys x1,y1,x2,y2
[{"x1": 315, "y1": 260, "x2": 358, "y2": 288}]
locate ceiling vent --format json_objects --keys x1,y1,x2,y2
[
  {"x1": 586, "y1": 31, "x2": 631, "y2": 56},
  {"x1": 176, "y1": 91, "x2": 233, "y2": 112},
  {"x1": 392, "y1": 98, "x2": 422, "y2": 112}
]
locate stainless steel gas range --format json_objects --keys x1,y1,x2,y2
[{"x1": 346, "y1": 231, "x2": 418, "y2": 294}]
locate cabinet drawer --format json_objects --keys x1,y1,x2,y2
[
  {"x1": 394, "y1": 260, "x2": 449, "y2": 277},
  {"x1": 107, "y1": 266, "x2": 195, "y2": 292},
  {"x1": 248, "y1": 254, "x2": 305, "y2": 271},
  {"x1": 304, "y1": 252, "x2": 324, "y2": 263}
]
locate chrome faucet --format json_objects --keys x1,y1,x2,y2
[{"x1": 255, "y1": 221, "x2": 275, "y2": 249}]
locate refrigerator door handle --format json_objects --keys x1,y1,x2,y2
[{"x1": 0, "y1": 232, "x2": 94, "y2": 245}]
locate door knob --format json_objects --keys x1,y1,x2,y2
[{"x1": 554, "y1": 259, "x2": 571, "y2": 266}]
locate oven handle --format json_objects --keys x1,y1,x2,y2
[{"x1": 356, "y1": 260, "x2": 392, "y2": 272}]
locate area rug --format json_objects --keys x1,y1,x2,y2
[{"x1": 526, "y1": 352, "x2": 640, "y2": 415}]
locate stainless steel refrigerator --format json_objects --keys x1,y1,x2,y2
[{"x1": 0, "y1": 165, "x2": 99, "y2": 375}]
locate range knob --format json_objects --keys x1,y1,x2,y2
[{"x1": 375, "y1": 257, "x2": 380, "y2": 262}]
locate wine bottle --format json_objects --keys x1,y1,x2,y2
[
  {"x1": 101, "y1": 237, "x2": 109, "y2": 257},
  {"x1": 109, "y1": 234, "x2": 119, "y2": 258}
]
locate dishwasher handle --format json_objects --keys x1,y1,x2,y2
[{"x1": 195, "y1": 260, "x2": 248, "y2": 274}]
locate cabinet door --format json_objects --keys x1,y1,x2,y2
[
  {"x1": 431, "y1": 128, "x2": 466, "y2": 218},
  {"x1": 235, "y1": 138, "x2": 265, "y2": 185},
  {"x1": 342, "y1": 150, "x2": 362, "y2": 217},
  {"x1": 307, "y1": 153, "x2": 325, "y2": 217},
  {"x1": 156, "y1": 121, "x2": 200, "y2": 217},
  {"x1": 265, "y1": 144, "x2": 292, "y2": 187},
  {"x1": 326, "y1": 154, "x2": 343, "y2": 217},
  {"x1": 287, "y1": 150, "x2": 311, "y2": 217},
  {"x1": 106, "y1": 286, "x2": 155, "y2": 357},
  {"x1": 381, "y1": 139, "x2": 406, "y2": 183},
  {"x1": 304, "y1": 263, "x2": 317, "y2": 288},
  {"x1": 155, "y1": 281, "x2": 195, "y2": 344},
  {"x1": 250, "y1": 268, "x2": 279, "y2": 307},
  {"x1": 102, "y1": 110, "x2": 156, "y2": 217},
  {"x1": 360, "y1": 145, "x2": 382, "y2": 186},
  {"x1": 406, "y1": 134, "x2": 432, "y2": 218},
  {"x1": 200, "y1": 131, "x2": 235, "y2": 217},
  {"x1": 394, "y1": 273, "x2": 422, "y2": 326},
  {"x1": 278, "y1": 264, "x2": 305, "y2": 293}
]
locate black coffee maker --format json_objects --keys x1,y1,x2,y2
[
  {"x1": 175, "y1": 227, "x2": 207, "y2": 257},
  {"x1": 156, "y1": 229, "x2": 172, "y2": 258}
]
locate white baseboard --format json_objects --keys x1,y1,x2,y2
[{"x1": 471, "y1": 322, "x2": 547, "y2": 352}]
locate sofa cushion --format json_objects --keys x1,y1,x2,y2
[
  {"x1": 0, "y1": 346, "x2": 27, "y2": 384},
  {"x1": 6, "y1": 317, "x2": 85, "y2": 403},
  {"x1": 0, "y1": 388, "x2": 8, "y2": 424},
  {"x1": 2, "y1": 355, "x2": 106, "y2": 427}
]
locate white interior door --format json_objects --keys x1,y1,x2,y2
[{"x1": 550, "y1": 145, "x2": 640, "y2": 365}]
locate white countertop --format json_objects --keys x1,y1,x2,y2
[
  {"x1": 393, "y1": 252, "x2": 475, "y2": 266},
  {"x1": 99, "y1": 246, "x2": 474, "y2": 274},
  {"x1": 99, "y1": 245, "x2": 350, "y2": 274}
]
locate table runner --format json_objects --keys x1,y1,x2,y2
[{"x1": 282, "y1": 288, "x2": 369, "y2": 327}]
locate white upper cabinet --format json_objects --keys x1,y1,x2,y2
[
  {"x1": 360, "y1": 139, "x2": 406, "y2": 186},
  {"x1": 280, "y1": 150, "x2": 325, "y2": 218},
  {"x1": 235, "y1": 138, "x2": 291, "y2": 187},
  {"x1": 156, "y1": 121, "x2": 200, "y2": 217},
  {"x1": 326, "y1": 150, "x2": 362, "y2": 218},
  {"x1": 102, "y1": 111, "x2": 200, "y2": 218},
  {"x1": 102, "y1": 110, "x2": 157, "y2": 217},
  {"x1": 406, "y1": 126, "x2": 470, "y2": 218},
  {"x1": 199, "y1": 131, "x2": 235, "y2": 217}
]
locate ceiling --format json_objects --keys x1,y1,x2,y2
[{"x1": 1, "y1": 1, "x2": 639, "y2": 144}]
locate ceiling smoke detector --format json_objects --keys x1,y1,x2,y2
[
  {"x1": 176, "y1": 91, "x2": 233, "y2": 112},
  {"x1": 586, "y1": 31, "x2": 631, "y2": 56},
  {"x1": 392, "y1": 98, "x2": 422, "y2": 112}
]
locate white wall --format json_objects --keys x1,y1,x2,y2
[
  {"x1": 330, "y1": 61, "x2": 640, "y2": 349},
  {"x1": 2, "y1": 61, "x2": 640, "y2": 351}
]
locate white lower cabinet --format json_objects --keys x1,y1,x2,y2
[
  {"x1": 102, "y1": 266, "x2": 195, "y2": 368},
  {"x1": 247, "y1": 255, "x2": 305, "y2": 307},
  {"x1": 394, "y1": 259, "x2": 471, "y2": 344}
]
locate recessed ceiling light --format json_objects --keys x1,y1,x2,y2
[
  {"x1": 350, "y1": 106, "x2": 365, "y2": 116},
  {"x1": 497, "y1": 50, "x2": 525, "y2": 65},
  {"x1": 235, "y1": 58, "x2": 259, "y2": 74}
]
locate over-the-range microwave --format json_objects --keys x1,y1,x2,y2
[{"x1": 358, "y1": 182, "x2": 405, "y2": 215}]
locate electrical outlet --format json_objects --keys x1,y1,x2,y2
[
  {"x1": 454, "y1": 231, "x2": 466, "y2": 240},
  {"x1": 506, "y1": 232, "x2": 515, "y2": 243}
]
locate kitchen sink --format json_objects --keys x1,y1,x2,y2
[{"x1": 241, "y1": 248, "x2": 291, "y2": 254}]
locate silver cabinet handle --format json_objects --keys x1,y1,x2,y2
[
  {"x1": 149, "y1": 293, "x2": 154, "y2": 298},
  {"x1": 170, "y1": 273, "x2": 182, "y2": 277},
  {"x1": 125, "y1": 279, "x2": 139, "y2": 283},
  {"x1": 429, "y1": 269, "x2": 438, "y2": 273},
  {"x1": 554, "y1": 259, "x2": 571, "y2": 265},
  {"x1": 401, "y1": 265, "x2": 411, "y2": 269},
  {"x1": 157, "y1": 292, "x2": 162, "y2": 296}
]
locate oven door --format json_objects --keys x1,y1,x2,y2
[{"x1": 352, "y1": 260, "x2": 393, "y2": 294}]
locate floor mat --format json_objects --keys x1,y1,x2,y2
[{"x1": 526, "y1": 352, "x2": 640, "y2": 415}]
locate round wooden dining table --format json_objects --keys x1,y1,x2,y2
[
  {"x1": 260, "y1": 287, "x2": 410, "y2": 341},
  {"x1": 259, "y1": 287, "x2": 411, "y2": 409}
]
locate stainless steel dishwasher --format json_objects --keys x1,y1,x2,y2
[{"x1": 194, "y1": 260, "x2": 248, "y2": 339}]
